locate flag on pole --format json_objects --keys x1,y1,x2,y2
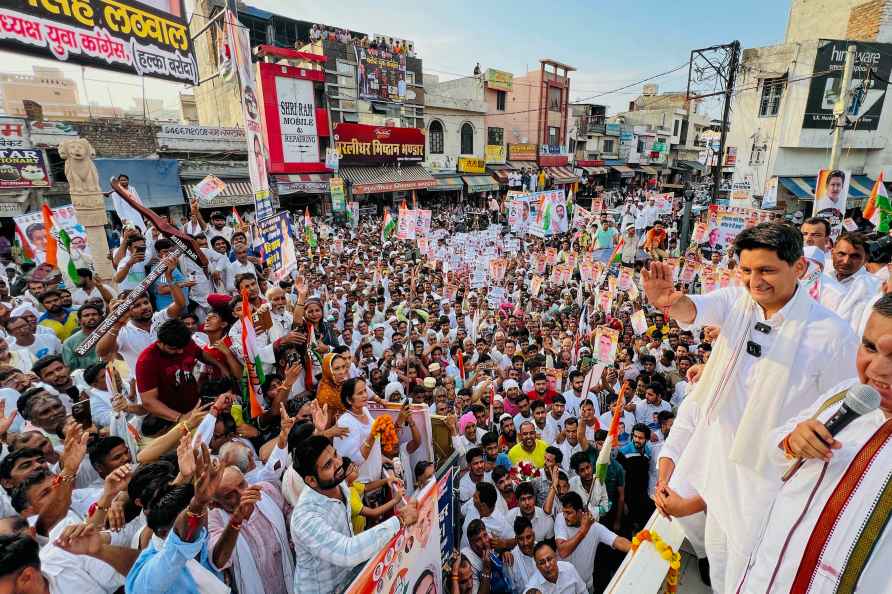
[
  {"x1": 232, "y1": 207, "x2": 244, "y2": 228},
  {"x1": 608, "y1": 236, "x2": 625, "y2": 265},
  {"x1": 864, "y1": 172, "x2": 892, "y2": 232},
  {"x1": 457, "y1": 351, "x2": 466, "y2": 384},
  {"x1": 56, "y1": 227, "x2": 80, "y2": 285},
  {"x1": 240, "y1": 288, "x2": 266, "y2": 418},
  {"x1": 303, "y1": 207, "x2": 317, "y2": 248},
  {"x1": 40, "y1": 203, "x2": 58, "y2": 267},
  {"x1": 382, "y1": 210, "x2": 397, "y2": 242},
  {"x1": 596, "y1": 382, "x2": 628, "y2": 482}
]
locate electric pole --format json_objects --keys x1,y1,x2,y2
[{"x1": 828, "y1": 44, "x2": 857, "y2": 172}]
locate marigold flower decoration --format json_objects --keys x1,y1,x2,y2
[
  {"x1": 630, "y1": 529, "x2": 681, "y2": 594},
  {"x1": 370, "y1": 415, "x2": 400, "y2": 453},
  {"x1": 510, "y1": 461, "x2": 541, "y2": 482}
]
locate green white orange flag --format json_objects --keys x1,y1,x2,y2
[
  {"x1": 864, "y1": 172, "x2": 892, "y2": 232},
  {"x1": 240, "y1": 288, "x2": 266, "y2": 418},
  {"x1": 596, "y1": 382, "x2": 628, "y2": 482},
  {"x1": 40, "y1": 203, "x2": 58, "y2": 267},
  {"x1": 382, "y1": 209, "x2": 396, "y2": 242},
  {"x1": 303, "y1": 206, "x2": 317, "y2": 248},
  {"x1": 41, "y1": 204, "x2": 79, "y2": 284}
]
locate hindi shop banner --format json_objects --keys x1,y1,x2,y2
[
  {"x1": 0, "y1": 0, "x2": 197, "y2": 84},
  {"x1": 272, "y1": 75, "x2": 319, "y2": 164},
  {"x1": 334, "y1": 123, "x2": 425, "y2": 165},
  {"x1": 0, "y1": 148, "x2": 50, "y2": 188},
  {"x1": 354, "y1": 45, "x2": 407, "y2": 104},
  {"x1": 226, "y1": 10, "x2": 273, "y2": 220},
  {"x1": 258, "y1": 212, "x2": 297, "y2": 280},
  {"x1": 15, "y1": 205, "x2": 90, "y2": 265},
  {"x1": 343, "y1": 479, "x2": 441, "y2": 594}
]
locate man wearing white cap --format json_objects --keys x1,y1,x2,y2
[
  {"x1": 369, "y1": 323, "x2": 390, "y2": 359},
  {"x1": 800, "y1": 245, "x2": 846, "y2": 315}
]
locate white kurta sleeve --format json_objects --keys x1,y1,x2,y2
[{"x1": 684, "y1": 287, "x2": 745, "y2": 330}]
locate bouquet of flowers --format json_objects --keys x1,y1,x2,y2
[
  {"x1": 370, "y1": 414, "x2": 399, "y2": 453},
  {"x1": 509, "y1": 461, "x2": 542, "y2": 483}
]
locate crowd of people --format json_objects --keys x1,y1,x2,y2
[
  {"x1": 0, "y1": 186, "x2": 889, "y2": 594},
  {"x1": 307, "y1": 24, "x2": 416, "y2": 57}
]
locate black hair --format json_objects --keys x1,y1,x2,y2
[
  {"x1": 632, "y1": 422, "x2": 652, "y2": 440},
  {"x1": 0, "y1": 534, "x2": 40, "y2": 578},
  {"x1": 0, "y1": 448, "x2": 44, "y2": 482},
  {"x1": 475, "y1": 481, "x2": 497, "y2": 510},
  {"x1": 837, "y1": 231, "x2": 867, "y2": 253},
  {"x1": 340, "y1": 377, "x2": 366, "y2": 409},
  {"x1": 413, "y1": 460, "x2": 433, "y2": 480},
  {"x1": 154, "y1": 238, "x2": 173, "y2": 252},
  {"x1": 156, "y1": 318, "x2": 192, "y2": 348},
  {"x1": 77, "y1": 302, "x2": 103, "y2": 319},
  {"x1": 594, "y1": 429, "x2": 608, "y2": 441},
  {"x1": 10, "y1": 468, "x2": 51, "y2": 513},
  {"x1": 513, "y1": 515, "x2": 533, "y2": 536},
  {"x1": 802, "y1": 217, "x2": 831, "y2": 236},
  {"x1": 533, "y1": 540, "x2": 555, "y2": 557},
  {"x1": 657, "y1": 410, "x2": 675, "y2": 425},
  {"x1": 491, "y1": 465, "x2": 508, "y2": 483},
  {"x1": 561, "y1": 490, "x2": 585, "y2": 511},
  {"x1": 37, "y1": 289, "x2": 61, "y2": 304},
  {"x1": 287, "y1": 420, "x2": 315, "y2": 456},
  {"x1": 465, "y1": 446, "x2": 484, "y2": 466},
  {"x1": 647, "y1": 382, "x2": 665, "y2": 397},
  {"x1": 545, "y1": 445, "x2": 563, "y2": 464},
  {"x1": 88, "y1": 436, "x2": 126, "y2": 472},
  {"x1": 639, "y1": 354, "x2": 656, "y2": 365},
  {"x1": 145, "y1": 483, "x2": 194, "y2": 533},
  {"x1": 199, "y1": 376, "x2": 237, "y2": 401},
  {"x1": 294, "y1": 434, "x2": 333, "y2": 480},
  {"x1": 514, "y1": 481, "x2": 535, "y2": 500},
  {"x1": 31, "y1": 355, "x2": 64, "y2": 379},
  {"x1": 235, "y1": 273, "x2": 257, "y2": 291},
  {"x1": 872, "y1": 293, "x2": 892, "y2": 318},
  {"x1": 466, "y1": 518, "x2": 486, "y2": 541},
  {"x1": 480, "y1": 431, "x2": 498, "y2": 447},
  {"x1": 127, "y1": 460, "x2": 177, "y2": 508},
  {"x1": 532, "y1": 372, "x2": 547, "y2": 383},
  {"x1": 570, "y1": 451, "x2": 591, "y2": 472},
  {"x1": 15, "y1": 388, "x2": 52, "y2": 421},
  {"x1": 531, "y1": 400, "x2": 545, "y2": 412},
  {"x1": 83, "y1": 362, "x2": 106, "y2": 387},
  {"x1": 828, "y1": 169, "x2": 846, "y2": 182},
  {"x1": 732, "y1": 222, "x2": 803, "y2": 265}
]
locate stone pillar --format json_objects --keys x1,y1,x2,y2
[{"x1": 58, "y1": 138, "x2": 114, "y2": 282}]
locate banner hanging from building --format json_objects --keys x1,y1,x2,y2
[
  {"x1": 0, "y1": 0, "x2": 197, "y2": 84},
  {"x1": 438, "y1": 467, "x2": 455, "y2": 572},
  {"x1": 343, "y1": 478, "x2": 441, "y2": 594},
  {"x1": 334, "y1": 123, "x2": 425, "y2": 165},
  {"x1": 354, "y1": 45, "x2": 407, "y2": 103},
  {"x1": 225, "y1": 9, "x2": 273, "y2": 220},
  {"x1": 803, "y1": 40, "x2": 892, "y2": 131},
  {"x1": 0, "y1": 148, "x2": 50, "y2": 188},
  {"x1": 484, "y1": 68, "x2": 513, "y2": 92}
]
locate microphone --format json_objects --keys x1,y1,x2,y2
[{"x1": 782, "y1": 383, "x2": 881, "y2": 482}]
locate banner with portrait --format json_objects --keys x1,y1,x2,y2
[
  {"x1": 15, "y1": 205, "x2": 90, "y2": 266},
  {"x1": 354, "y1": 45, "x2": 407, "y2": 103},
  {"x1": 258, "y1": 212, "x2": 297, "y2": 281},
  {"x1": 813, "y1": 168, "x2": 849, "y2": 238}
]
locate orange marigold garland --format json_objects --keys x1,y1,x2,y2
[
  {"x1": 630, "y1": 529, "x2": 681, "y2": 594},
  {"x1": 370, "y1": 415, "x2": 399, "y2": 453}
]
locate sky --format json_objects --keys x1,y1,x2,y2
[{"x1": 0, "y1": 0, "x2": 791, "y2": 119}]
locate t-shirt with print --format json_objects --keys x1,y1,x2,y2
[
  {"x1": 11, "y1": 332, "x2": 62, "y2": 360},
  {"x1": 135, "y1": 340, "x2": 202, "y2": 414}
]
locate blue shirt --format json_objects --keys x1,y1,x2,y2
[
  {"x1": 151, "y1": 269, "x2": 189, "y2": 309},
  {"x1": 125, "y1": 528, "x2": 222, "y2": 594}
]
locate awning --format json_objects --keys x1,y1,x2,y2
[
  {"x1": 579, "y1": 166, "x2": 609, "y2": 175},
  {"x1": 778, "y1": 175, "x2": 877, "y2": 201},
  {"x1": 636, "y1": 166, "x2": 658, "y2": 175},
  {"x1": 94, "y1": 158, "x2": 183, "y2": 209},
  {"x1": 507, "y1": 161, "x2": 537, "y2": 170},
  {"x1": 674, "y1": 160, "x2": 708, "y2": 174},
  {"x1": 184, "y1": 179, "x2": 255, "y2": 207},
  {"x1": 340, "y1": 165, "x2": 436, "y2": 195},
  {"x1": 487, "y1": 164, "x2": 513, "y2": 184},
  {"x1": 430, "y1": 174, "x2": 464, "y2": 192},
  {"x1": 545, "y1": 166, "x2": 579, "y2": 185},
  {"x1": 463, "y1": 175, "x2": 500, "y2": 193},
  {"x1": 610, "y1": 165, "x2": 635, "y2": 177},
  {"x1": 275, "y1": 173, "x2": 331, "y2": 195},
  {"x1": 0, "y1": 190, "x2": 33, "y2": 216}
]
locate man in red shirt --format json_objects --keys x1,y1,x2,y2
[
  {"x1": 526, "y1": 372, "x2": 560, "y2": 406},
  {"x1": 136, "y1": 318, "x2": 228, "y2": 430}
]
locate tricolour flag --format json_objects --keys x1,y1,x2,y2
[
  {"x1": 864, "y1": 172, "x2": 892, "y2": 232},
  {"x1": 41, "y1": 204, "x2": 79, "y2": 284},
  {"x1": 596, "y1": 382, "x2": 629, "y2": 482},
  {"x1": 303, "y1": 206, "x2": 317, "y2": 248},
  {"x1": 608, "y1": 236, "x2": 625, "y2": 265},
  {"x1": 240, "y1": 288, "x2": 266, "y2": 418},
  {"x1": 382, "y1": 210, "x2": 396, "y2": 242},
  {"x1": 41, "y1": 203, "x2": 58, "y2": 267},
  {"x1": 232, "y1": 207, "x2": 244, "y2": 228}
]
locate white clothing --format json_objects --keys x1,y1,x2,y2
[
  {"x1": 9, "y1": 332, "x2": 61, "y2": 360},
  {"x1": 833, "y1": 267, "x2": 881, "y2": 328},
  {"x1": 567, "y1": 475, "x2": 609, "y2": 520},
  {"x1": 458, "y1": 471, "x2": 492, "y2": 507},
  {"x1": 225, "y1": 259, "x2": 256, "y2": 291},
  {"x1": 523, "y1": 561, "x2": 587, "y2": 594},
  {"x1": 505, "y1": 506, "x2": 554, "y2": 542},
  {"x1": 506, "y1": 546, "x2": 538, "y2": 594},
  {"x1": 40, "y1": 512, "x2": 125, "y2": 594},
  {"x1": 115, "y1": 308, "x2": 171, "y2": 379},
  {"x1": 460, "y1": 506, "x2": 513, "y2": 548},
  {"x1": 333, "y1": 408, "x2": 373, "y2": 465},
  {"x1": 554, "y1": 513, "x2": 619, "y2": 591}
]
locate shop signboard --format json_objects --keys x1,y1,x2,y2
[
  {"x1": 803, "y1": 40, "x2": 892, "y2": 130},
  {"x1": 508, "y1": 143, "x2": 537, "y2": 161},
  {"x1": 354, "y1": 45, "x2": 407, "y2": 103},
  {"x1": 334, "y1": 123, "x2": 425, "y2": 165},
  {"x1": 0, "y1": 148, "x2": 50, "y2": 188},
  {"x1": 156, "y1": 125, "x2": 246, "y2": 152},
  {"x1": 484, "y1": 68, "x2": 513, "y2": 92},
  {"x1": 606, "y1": 123, "x2": 622, "y2": 136},
  {"x1": 540, "y1": 144, "x2": 565, "y2": 155},
  {"x1": 484, "y1": 144, "x2": 506, "y2": 164},
  {"x1": 457, "y1": 157, "x2": 485, "y2": 174},
  {"x1": 273, "y1": 76, "x2": 319, "y2": 164},
  {"x1": 0, "y1": 0, "x2": 197, "y2": 84},
  {"x1": 0, "y1": 118, "x2": 31, "y2": 149},
  {"x1": 725, "y1": 146, "x2": 737, "y2": 166},
  {"x1": 539, "y1": 155, "x2": 569, "y2": 167}
]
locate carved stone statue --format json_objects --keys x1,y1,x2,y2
[{"x1": 58, "y1": 138, "x2": 113, "y2": 281}]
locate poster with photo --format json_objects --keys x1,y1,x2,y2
[
  {"x1": 397, "y1": 209, "x2": 417, "y2": 240},
  {"x1": 813, "y1": 168, "x2": 848, "y2": 238},
  {"x1": 14, "y1": 206, "x2": 90, "y2": 265},
  {"x1": 594, "y1": 326, "x2": 619, "y2": 363}
]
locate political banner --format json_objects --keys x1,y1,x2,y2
[
  {"x1": 414, "y1": 209, "x2": 432, "y2": 236},
  {"x1": 594, "y1": 326, "x2": 619, "y2": 364},
  {"x1": 572, "y1": 205, "x2": 593, "y2": 230},
  {"x1": 15, "y1": 205, "x2": 90, "y2": 266},
  {"x1": 193, "y1": 175, "x2": 226, "y2": 204},
  {"x1": 653, "y1": 193, "x2": 673, "y2": 215},
  {"x1": 0, "y1": 148, "x2": 50, "y2": 188},
  {"x1": 437, "y1": 468, "x2": 455, "y2": 573},
  {"x1": 343, "y1": 479, "x2": 440, "y2": 594},
  {"x1": 397, "y1": 209, "x2": 418, "y2": 240},
  {"x1": 330, "y1": 177, "x2": 346, "y2": 213},
  {"x1": 354, "y1": 46, "x2": 407, "y2": 103},
  {"x1": 258, "y1": 213, "x2": 297, "y2": 280},
  {"x1": 0, "y1": 0, "x2": 197, "y2": 84}
]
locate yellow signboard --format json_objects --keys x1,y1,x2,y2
[
  {"x1": 485, "y1": 68, "x2": 514, "y2": 92},
  {"x1": 458, "y1": 157, "x2": 486, "y2": 174},
  {"x1": 485, "y1": 145, "x2": 506, "y2": 164}
]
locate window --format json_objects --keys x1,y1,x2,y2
[
  {"x1": 759, "y1": 75, "x2": 786, "y2": 117},
  {"x1": 487, "y1": 127, "x2": 503, "y2": 146},
  {"x1": 749, "y1": 141, "x2": 765, "y2": 165},
  {"x1": 547, "y1": 86, "x2": 562, "y2": 111},
  {"x1": 547, "y1": 126, "x2": 559, "y2": 146},
  {"x1": 673, "y1": 119, "x2": 680, "y2": 137},
  {"x1": 460, "y1": 123, "x2": 474, "y2": 154},
  {"x1": 429, "y1": 120, "x2": 444, "y2": 154},
  {"x1": 637, "y1": 139, "x2": 646, "y2": 154},
  {"x1": 602, "y1": 139, "x2": 615, "y2": 154},
  {"x1": 496, "y1": 90, "x2": 506, "y2": 111},
  {"x1": 406, "y1": 71, "x2": 415, "y2": 85}
]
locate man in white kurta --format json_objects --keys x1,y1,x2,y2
[
  {"x1": 831, "y1": 233, "x2": 881, "y2": 328},
  {"x1": 644, "y1": 223, "x2": 858, "y2": 594},
  {"x1": 736, "y1": 295, "x2": 892, "y2": 594}
]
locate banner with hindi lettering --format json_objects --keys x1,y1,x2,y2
[{"x1": 0, "y1": 0, "x2": 197, "y2": 84}]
